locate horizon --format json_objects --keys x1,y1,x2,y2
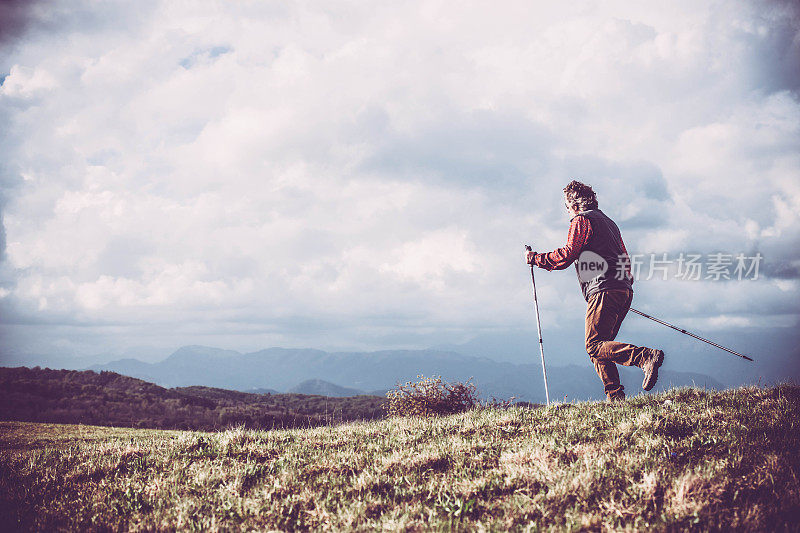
[
  {"x1": 2, "y1": 344, "x2": 731, "y2": 404},
  {"x1": 4, "y1": 338, "x2": 789, "y2": 393}
]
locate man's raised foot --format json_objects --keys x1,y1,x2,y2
[{"x1": 642, "y1": 348, "x2": 664, "y2": 391}]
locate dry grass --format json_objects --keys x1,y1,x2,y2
[{"x1": 1, "y1": 385, "x2": 798, "y2": 531}]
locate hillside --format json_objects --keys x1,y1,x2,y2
[
  {"x1": 1, "y1": 385, "x2": 798, "y2": 531},
  {"x1": 288, "y1": 379, "x2": 366, "y2": 397},
  {"x1": 0, "y1": 367, "x2": 385, "y2": 431},
  {"x1": 89, "y1": 345, "x2": 724, "y2": 402}
]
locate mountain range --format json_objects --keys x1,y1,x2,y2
[{"x1": 89, "y1": 345, "x2": 723, "y2": 402}]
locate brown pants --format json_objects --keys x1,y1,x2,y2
[{"x1": 585, "y1": 289, "x2": 650, "y2": 399}]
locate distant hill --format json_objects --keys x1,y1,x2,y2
[
  {"x1": 90, "y1": 345, "x2": 724, "y2": 402},
  {"x1": 289, "y1": 379, "x2": 365, "y2": 397},
  {"x1": 0, "y1": 367, "x2": 385, "y2": 431},
  {"x1": 244, "y1": 387, "x2": 280, "y2": 395}
]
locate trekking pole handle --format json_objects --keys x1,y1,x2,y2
[{"x1": 525, "y1": 245, "x2": 536, "y2": 265}]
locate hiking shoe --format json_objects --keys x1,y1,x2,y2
[{"x1": 642, "y1": 348, "x2": 664, "y2": 391}]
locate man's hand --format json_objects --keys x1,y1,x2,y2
[{"x1": 526, "y1": 250, "x2": 536, "y2": 265}]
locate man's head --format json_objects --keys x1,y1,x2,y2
[{"x1": 563, "y1": 180, "x2": 598, "y2": 214}]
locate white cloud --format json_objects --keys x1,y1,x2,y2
[
  {"x1": 380, "y1": 228, "x2": 479, "y2": 292},
  {"x1": 0, "y1": 64, "x2": 57, "y2": 98},
  {"x1": 0, "y1": 0, "x2": 798, "y2": 359}
]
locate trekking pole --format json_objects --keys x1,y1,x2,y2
[
  {"x1": 525, "y1": 245, "x2": 551, "y2": 405},
  {"x1": 629, "y1": 308, "x2": 754, "y2": 362}
]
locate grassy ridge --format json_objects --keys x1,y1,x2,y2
[
  {"x1": 1, "y1": 385, "x2": 799, "y2": 531},
  {"x1": 0, "y1": 367, "x2": 385, "y2": 431}
]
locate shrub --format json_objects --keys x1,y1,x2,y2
[{"x1": 385, "y1": 376, "x2": 478, "y2": 417}]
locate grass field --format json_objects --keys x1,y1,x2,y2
[{"x1": 1, "y1": 385, "x2": 798, "y2": 531}]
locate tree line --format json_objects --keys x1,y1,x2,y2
[{"x1": 0, "y1": 367, "x2": 386, "y2": 431}]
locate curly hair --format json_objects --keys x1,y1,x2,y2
[{"x1": 563, "y1": 180, "x2": 598, "y2": 211}]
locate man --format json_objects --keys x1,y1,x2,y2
[{"x1": 525, "y1": 180, "x2": 664, "y2": 401}]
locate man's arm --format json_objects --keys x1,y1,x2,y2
[{"x1": 530, "y1": 215, "x2": 592, "y2": 271}]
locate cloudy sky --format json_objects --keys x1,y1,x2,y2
[{"x1": 0, "y1": 0, "x2": 798, "y2": 383}]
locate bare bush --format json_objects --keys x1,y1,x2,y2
[{"x1": 385, "y1": 376, "x2": 479, "y2": 417}]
